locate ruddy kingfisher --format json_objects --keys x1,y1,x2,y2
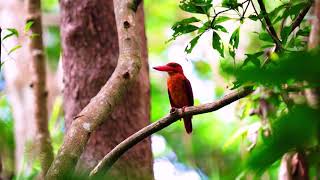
[{"x1": 153, "y1": 62, "x2": 194, "y2": 134}]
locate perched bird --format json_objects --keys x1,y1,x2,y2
[{"x1": 153, "y1": 62, "x2": 194, "y2": 134}]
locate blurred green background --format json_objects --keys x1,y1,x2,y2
[{"x1": 1, "y1": 0, "x2": 318, "y2": 179}]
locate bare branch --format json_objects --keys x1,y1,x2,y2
[
  {"x1": 45, "y1": 0, "x2": 143, "y2": 179},
  {"x1": 256, "y1": 0, "x2": 282, "y2": 50},
  {"x1": 210, "y1": 0, "x2": 250, "y2": 27},
  {"x1": 89, "y1": 87, "x2": 254, "y2": 177},
  {"x1": 25, "y1": 0, "x2": 54, "y2": 177},
  {"x1": 289, "y1": 1, "x2": 313, "y2": 35}
]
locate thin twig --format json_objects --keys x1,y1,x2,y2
[
  {"x1": 256, "y1": 0, "x2": 282, "y2": 51},
  {"x1": 210, "y1": 0, "x2": 250, "y2": 27},
  {"x1": 89, "y1": 87, "x2": 254, "y2": 177},
  {"x1": 260, "y1": 1, "x2": 313, "y2": 66},
  {"x1": 242, "y1": 0, "x2": 250, "y2": 18},
  {"x1": 289, "y1": 1, "x2": 313, "y2": 35}
]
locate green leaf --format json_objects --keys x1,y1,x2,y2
[
  {"x1": 296, "y1": 27, "x2": 311, "y2": 37},
  {"x1": 258, "y1": 32, "x2": 274, "y2": 43},
  {"x1": 198, "y1": 21, "x2": 210, "y2": 33},
  {"x1": 8, "y1": 45, "x2": 22, "y2": 55},
  {"x1": 185, "y1": 33, "x2": 203, "y2": 53},
  {"x1": 172, "y1": 17, "x2": 201, "y2": 29},
  {"x1": 24, "y1": 21, "x2": 34, "y2": 32},
  {"x1": 269, "y1": 3, "x2": 288, "y2": 23},
  {"x1": 230, "y1": 81, "x2": 242, "y2": 90},
  {"x1": 3, "y1": 28, "x2": 19, "y2": 40},
  {"x1": 224, "y1": 51, "x2": 320, "y2": 86},
  {"x1": 179, "y1": 0, "x2": 212, "y2": 14},
  {"x1": 224, "y1": 122, "x2": 261, "y2": 149},
  {"x1": 229, "y1": 27, "x2": 240, "y2": 58},
  {"x1": 242, "y1": 51, "x2": 264, "y2": 67},
  {"x1": 214, "y1": 25, "x2": 228, "y2": 33},
  {"x1": 222, "y1": 0, "x2": 239, "y2": 9},
  {"x1": 280, "y1": 26, "x2": 291, "y2": 45},
  {"x1": 248, "y1": 14, "x2": 259, "y2": 21},
  {"x1": 286, "y1": 2, "x2": 309, "y2": 20},
  {"x1": 193, "y1": 60, "x2": 212, "y2": 79},
  {"x1": 214, "y1": 16, "x2": 231, "y2": 24},
  {"x1": 170, "y1": 17, "x2": 200, "y2": 40},
  {"x1": 212, "y1": 31, "x2": 224, "y2": 57}
]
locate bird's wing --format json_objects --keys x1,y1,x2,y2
[
  {"x1": 184, "y1": 78, "x2": 194, "y2": 106},
  {"x1": 168, "y1": 89, "x2": 176, "y2": 107}
]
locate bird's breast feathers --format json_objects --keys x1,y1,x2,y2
[{"x1": 167, "y1": 74, "x2": 190, "y2": 107}]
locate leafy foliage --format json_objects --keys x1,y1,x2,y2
[
  {"x1": 179, "y1": 0, "x2": 212, "y2": 14},
  {"x1": 2, "y1": 28, "x2": 19, "y2": 41},
  {"x1": 170, "y1": 0, "x2": 317, "y2": 178},
  {"x1": 169, "y1": 0, "x2": 246, "y2": 56},
  {"x1": 225, "y1": 51, "x2": 320, "y2": 87},
  {"x1": 229, "y1": 27, "x2": 240, "y2": 58},
  {"x1": 247, "y1": 105, "x2": 319, "y2": 173}
]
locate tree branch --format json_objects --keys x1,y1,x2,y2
[
  {"x1": 25, "y1": 0, "x2": 54, "y2": 177},
  {"x1": 255, "y1": 0, "x2": 282, "y2": 50},
  {"x1": 45, "y1": 0, "x2": 142, "y2": 179},
  {"x1": 289, "y1": 1, "x2": 313, "y2": 35},
  {"x1": 210, "y1": 0, "x2": 250, "y2": 27},
  {"x1": 89, "y1": 87, "x2": 254, "y2": 177}
]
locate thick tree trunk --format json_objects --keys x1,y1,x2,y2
[{"x1": 60, "y1": 0, "x2": 153, "y2": 179}]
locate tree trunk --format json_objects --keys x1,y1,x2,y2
[
  {"x1": 60, "y1": 0, "x2": 153, "y2": 179},
  {"x1": 25, "y1": 0, "x2": 54, "y2": 176},
  {"x1": 0, "y1": 0, "x2": 35, "y2": 173},
  {"x1": 0, "y1": 0, "x2": 60, "y2": 174}
]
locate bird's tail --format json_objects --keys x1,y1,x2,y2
[{"x1": 183, "y1": 116, "x2": 192, "y2": 134}]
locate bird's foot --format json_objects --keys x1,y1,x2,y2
[
  {"x1": 181, "y1": 106, "x2": 188, "y2": 121},
  {"x1": 182, "y1": 106, "x2": 187, "y2": 113},
  {"x1": 170, "y1": 107, "x2": 177, "y2": 114}
]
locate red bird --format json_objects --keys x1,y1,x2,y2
[{"x1": 153, "y1": 62, "x2": 194, "y2": 134}]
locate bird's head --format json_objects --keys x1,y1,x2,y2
[{"x1": 153, "y1": 62, "x2": 184, "y2": 75}]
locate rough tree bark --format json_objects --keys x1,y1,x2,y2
[
  {"x1": 25, "y1": 0, "x2": 54, "y2": 177},
  {"x1": 57, "y1": 0, "x2": 152, "y2": 179}
]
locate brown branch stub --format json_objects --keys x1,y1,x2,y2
[
  {"x1": 45, "y1": 0, "x2": 142, "y2": 179},
  {"x1": 129, "y1": 0, "x2": 143, "y2": 12},
  {"x1": 89, "y1": 87, "x2": 254, "y2": 177}
]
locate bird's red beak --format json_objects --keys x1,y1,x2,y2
[{"x1": 153, "y1": 65, "x2": 174, "y2": 72}]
